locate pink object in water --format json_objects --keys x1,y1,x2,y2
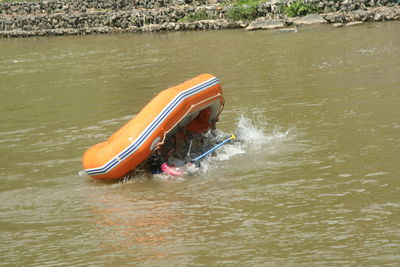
[{"x1": 161, "y1": 163, "x2": 186, "y2": 177}]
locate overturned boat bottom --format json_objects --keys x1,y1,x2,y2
[{"x1": 82, "y1": 74, "x2": 225, "y2": 180}]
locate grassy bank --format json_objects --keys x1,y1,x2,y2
[{"x1": 177, "y1": 0, "x2": 323, "y2": 22}]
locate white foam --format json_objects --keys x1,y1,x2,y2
[
  {"x1": 186, "y1": 114, "x2": 293, "y2": 176},
  {"x1": 121, "y1": 114, "x2": 293, "y2": 182},
  {"x1": 235, "y1": 114, "x2": 292, "y2": 145}
]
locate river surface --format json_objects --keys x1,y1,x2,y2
[{"x1": 1, "y1": 21, "x2": 399, "y2": 266}]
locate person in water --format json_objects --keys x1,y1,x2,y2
[
  {"x1": 148, "y1": 138, "x2": 175, "y2": 174},
  {"x1": 148, "y1": 148, "x2": 187, "y2": 177},
  {"x1": 148, "y1": 108, "x2": 219, "y2": 176},
  {"x1": 148, "y1": 129, "x2": 202, "y2": 176}
]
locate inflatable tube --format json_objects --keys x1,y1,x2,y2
[
  {"x1": 82, "y1": 74, "x2": 224, "y2": 180},
  {"x1": 161, "y1": 163, "x2": 186, "y2": 177}
]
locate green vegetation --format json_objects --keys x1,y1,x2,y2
[
  {"x1": 226, "y1": 5, "x2": 258, "y2": 21},
  {"x1": 178, "y1": 10, "x2": 217, "y2": 23},
  {"x1": 179, "y1": 0, "x2": 265, "y2": 22},
  {"x1": 225, "y1": 0, "x2": 264, "y2": 21},
  {"x1": 223, "y1": 0, "x2": 321, "y2": 21},
  {"x1": 133, "y1": 0, "x2": 321, "y2": 23},
  {"x1": 283, "y1": 0, "x2": 321, "y2": 17}
]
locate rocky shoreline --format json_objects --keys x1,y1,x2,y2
[{"x1": 1, "y1": 0, "x2": 399, "y2": 38}]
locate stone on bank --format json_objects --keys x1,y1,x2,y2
[
  {"x1": 293, "y1": 14, "x2": 327, "y2": 25},
  {"x1": 245, "y1": 20, "x2": 286, "y2": 31}
]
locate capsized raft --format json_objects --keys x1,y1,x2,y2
[{"x1": 82, "y1": 74, "x2": 224, "y2": 180}]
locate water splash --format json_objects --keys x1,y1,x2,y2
[
  {"x1": 125, "y1": 114, "x2": 293, "y2": 182},
  {"x1": 235, "y1": 115, "x2": 267, "y2": 144},
  {"x1": 175, "y1": 114, "x2": 292, "y2": 178},
  {"x1": 235, "y1": 114, "x2": 292, "y2": 145}
]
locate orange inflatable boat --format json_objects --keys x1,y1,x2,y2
[{"x1": 82, "y1": 74, "x2": 224, "y2": 180}]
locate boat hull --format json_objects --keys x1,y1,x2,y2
[{"x1": 82, "y1": 74, "x2": 224, "y2": 180}]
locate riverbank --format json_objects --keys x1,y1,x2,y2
[{"x1": 1, "y1": 0, "x2": 399, "y2": 37}]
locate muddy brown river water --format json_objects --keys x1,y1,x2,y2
[{"x1": 1, "y1": 22, "x2": 399, "y2": 266}]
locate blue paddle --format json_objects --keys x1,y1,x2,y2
[
  {"x1": 191, "y1": 134, "x2": 236, "y2": 163},
  {"x1": 161, "y1": 134, "x2": 236, "y2": 176}
]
